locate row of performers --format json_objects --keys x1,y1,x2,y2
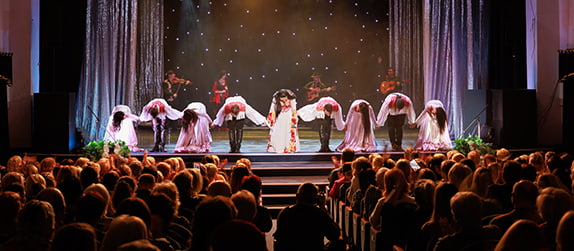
[{"x1": 104, "y1": 89, "x2": 452, "y2": 153}]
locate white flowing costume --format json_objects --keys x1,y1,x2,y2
[
  {"x1": 175, "y1": 102, "x2": 213, "y2": 153},
  {"x1": 104, "y1": 105, "x2": 140, "y2": 151},
  {"x1": 414, "y1": 100, "x2": 452, "y2": 151},
  {"x1": 298, "y1": 96, "x2": 345, "y2": 130},
  {"x1": 336, "y1": 99, "x2": 377, "y2": 152},
  {"x1": 213, "y1": 96, "x2": 267, "y2": 127},
  {"x1": 267, "y1": 94, "x2": 300, "y2": 153}
]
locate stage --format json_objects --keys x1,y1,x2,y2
[{"x1": 135, "y1": 125, "x2": 420, "y2": 153}]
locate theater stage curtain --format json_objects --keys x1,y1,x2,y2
[
  {"x1": 391, "y1": 0, "x2": 489, "y2": 139},
  {"x1": 76, "y1": 0, "x2": 163, "y2": 142}
]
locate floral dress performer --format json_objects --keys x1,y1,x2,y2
[
  {"x1": 298, "y1": 96, "x2": 345, "y2": 152},
  {"x1": 140, "y1": 98, "x2": 182, "y2": 152},
  {"x1": 175, "y1": 102, "x2": 213, "y2": 153},
  {"x1": 414, "y1": 100, "x2": 452, "y2": 151},
  {"x1": 104, "y1": 105, "x2": 141, "y2": 151},
  {"x1": 267, "y1": 89, "x2": 300, "y2": 153},
  {"x1": 336, "y1": 99, "x2": 377, "y2": 152},
  {"x1": 213, "y1": 96, "x2": 267, "y2": 153}
]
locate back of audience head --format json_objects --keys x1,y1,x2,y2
[
  {"x1": 51, "y1": 222, "x2": 97, "y2": 251},
  {"x1": 241, "y1": 175, "x2": 263, "y2": 202},
  {"x1": 383, "y1": 168, "x2": 410, "y2": 204},
  {"x1": 84, "y1": 183, "x2": 111, "y2": 215},
  {"x1": 448, "y1": 163, "x2": 472, "y2": 191},
  {"x1": 394, "y1": 159, "x2": 412, "y2": 182},
  {"x1": 557, "y1": 210, "x2": 574, "y2": 251},
  {"x1": 138, "y1": 173, "x2": 156, "y2": 191},
  {"x1": 494, "y1": 219, "x2": 546, "y2": 251},
  {"x1": 231, "y1": 190, "x2": 257, "y2": 221},
  {"x1": 7, "y1": 155, "x2": 23, "y2": 173},
  {"x1": 102, "y1": 171, "x2": 120, "y2": 193},
  {"x1": 117, "y1": 239, "x2": 160, "y2": 251},
  {"x1": 537, "y1": 187, "x2": 574, "y2": 226},
  {"x1": 18, "y1": 199, "x2": 55, "y2": 243},
  {"x1": 450, "y1": 191, "x2": 482, "y2": 231},
  {"x1": 418, "y1": 168, "x2": 437, "y2": 181},
  {"x1": 512, "y1": 180, "x2": 539, "y2": 209},
  {"x1": 440, "y1": 160, "x2": 456, "y2": 182},
  {"x1": 429, "y1": 182, "x2": 458, "y2": 224},
  {"x1": 147, "y1": 192, "x2": 176, "y2": 237},
  {"x1": 25, "y1": 173, "x2": 46, "y2": 201},
  {"x1": 230, "y1": 165, "x2": 250, "y2": 194},
  {"x1": 100, "y1": 215, "x2": 148, "y2": 251},
  {"x1": 536, "y1": 173, "x2": 569, "y2": 192},
  {"x1": 414, "y1": 179, "x2": 436, "y2": 210},
  {"x1": 236, "y1": 158, "x2": 253, "y2": 173},
  {"x1": 191, "y1": 196, "x2": 237, "y2": 250},
  {"x1": 80, "y1": 166, "x2": 99, "y2": 190},
  {"x1": 210, "y1": 220, "x2": 267, "y2": 251},
  {"x1": 153, "y1": 181, "x2": 180, "y2": 209},
  {"x1": 460, "y1": 158, "x2": 476, "y2": 171},
  {"x1": 172, "y1": 170, "x2": 193, "y2": 199},
  {"x1": 470, "y1": 167, "x2": 493, "y2": 198},
  {"x1": 76, "y1": 191, "x2": 107, "y2": 226},
  {"x1": 207, "y1": 180, "x2": 232, "y2": 197},
  {"x1": 341, "y1": 148, "x2": 355, "y2": 163},
  {"x1": 36, "y1": 187, "x2": 66, "y2": 228},
  {"x1": 296, "y1": 182, "x2": 320, "y2": 205},
  {"x1": 0, "y1": 191, "x2": 21, "y2": 229},
  {"x1": 116, "y1": 196, "x2": 152, "y2": 228},
  {"x1": 502, "y1": 160, "x2": 523, "y2": 185},
  {"x1": 375, "y1": 167, "x2": 389, "y2": 189},
  {"x1": 112, "y1": 180, "x2": 135, "y2": 212}
]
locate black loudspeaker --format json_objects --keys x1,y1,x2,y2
[
  {"x1": 33, "y1": 93, "x2": 76, "y2": 153},
  {"x1": 489, "y1": 89, "x2": 537, "y2": 148},
  {"x1": 0, "y1": 52, "x2": 11, "y2": 163}
]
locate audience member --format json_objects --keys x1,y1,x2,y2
[
  {"x1": 210, "y1": 220, "x2": 267, "y2": 251},
  {"x1": 241, "y1": 174, "x2": 272, "y2": 232},
  {"x1": 191, "y1": 196, "x2": 237, "y2": 251},
  {"x1": 490, "y1": 180, "x2": 543, "y2": 234},
  {"x1": 0, "y1": 200, "x2": 55, "y2": 251},
  {"x1": 487, "y1": 160, "x2": 522, "y2": 213},
  {"x1": 361, "y1": 167, "x2": 389, "y2": 219},
  {"x1": 274, "y1": 182, "x2": 341, "y2": 251},
  {"x1": 433, "y1": 192, "x2": 500, "y2": 251},
  {"x1": 493, "y1": 219, "x2": 547, "y2": 251},
  {"x1": 537, "y1": 187, "x2": 574, "y2": 250},
  {"x1": 556, "y1": 210, "x2": 574, "y2": 251},
  {"x1": 51, "y1": 222, "x2": 97, "y2": 251},
  {"x1": 100, "y1": 215, "x2": 148, "y2": 251}
]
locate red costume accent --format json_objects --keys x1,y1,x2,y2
[
  {"x1": 149, "y1": 100, "x2": 166, "y2": 113},
  {"x1": 223, "y1": 102, "x2": 246, "y2": 114},
  {"x1": 209, "y1": 81, "x2": 229, "y2": 104},
  {"x1": 316, "y1": 99, "x2": 340, "y2": 112}
]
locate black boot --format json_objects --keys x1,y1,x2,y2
[
  {"x1": 235, "y1": 129, "x2": 243, "y2": 153},
  {"x1": 228, "y1": 129, "x2": 236, "y2": 153},
  {"x1": 318, "y1": 122, "x2": 333, "y2": 152}
]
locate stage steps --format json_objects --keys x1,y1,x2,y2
[{"x1": 238, "y1": 161, "x2": 334, "y2": 218}]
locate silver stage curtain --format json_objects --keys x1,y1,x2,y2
[
  {"x1": 389, "y1": 0, "x2": 425, "y2": 113},
  {"x1": 391, "y1": 0, "x2": 489, "y2": 139},
  {"x1": 76, "y1": 0, "x2": 163, "y2": 142}
]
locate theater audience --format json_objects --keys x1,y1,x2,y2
[
  {"x1": 5, "y1": 148, "x2": 574, "y2": 251},
  {"x1": 100, "y1": 215, "x2": 148, "y2": 251}
]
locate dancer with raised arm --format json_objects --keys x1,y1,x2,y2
[
  {"x1": 377, "y1": 93, "x2": 416, "y2": 151},
  {"x1": 140, "y1": 98, "x2": 182, "y2": 152},
  {"x1": 104, "y1": 105, "x2": 141, "y2": 151},
  {"x1": 213, "y1": 96, "x2": 267, "y2": 153},
  {"x1": 337, "y1": 100, "x2": 377, "y2": 152},
  {"x1": 175, "y1": 102, "x2": 212, "y2": 153},
  {"x1": 267, "y1": 89, "x2": 299, "y2": 153},
  {"x1": 298, "y1": 96, "x2": 345, "y2": 152},
  {"x1": 414, "y1": 100, "x2": 452, "y2": 151}
]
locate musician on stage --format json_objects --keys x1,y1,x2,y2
[
  {"x1": 213, "y1": 96, "x2": 267, "y2": 153},
  {"x1": 379, "y1": 68, "x2": 403, "y2": 96},
  {"x1": 376, "y1": 93, "x2": 416, "y2": 151},
  {"x1": 298, "y1": 96, "x2": 345, "y2": 152},
  {"x1": 162, "y1": 70, "x2": 191, "y2": 105},
  {"x1": 303, "y1": 72, "x2": 336, "y2": 104},
  {"x1": 210, "y1": 70, "x2": 229, "y2": 115}
]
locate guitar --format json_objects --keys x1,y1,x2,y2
[
  {"x1": 380, "y1": 79, "x2": 410, "y2": 95},
  {"x1": 306, "y1": 86, "x2": 336, "y2": 101}
]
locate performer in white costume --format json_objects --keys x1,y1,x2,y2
[
  {"x1": 298, "y1": 96, "x2": 345, "y2": 152},
  {"x1": 337, "y1": 100, "x2": 377, "y2": 152},
  {"x1": 376, "y1": 93, "x2": 416, "y2": 151},
  {"x1": 104, "y1": 105, "x2": 141, "y2": 151},
  {"x1": 175, "y1": 102, "x2": 212, "y2": 153},
  {"x1": 266, "y1": 89, "x2": 300, "y2": 153},
  {"x1": 213, "y1": 96, "x2": 266, "y2": 153},
  {"x1": 140, "y1": 98, "x2": 182, "y2": 152},
  {"x1": 414, "y1": 100, "x2": 452, "y2": 151}
]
